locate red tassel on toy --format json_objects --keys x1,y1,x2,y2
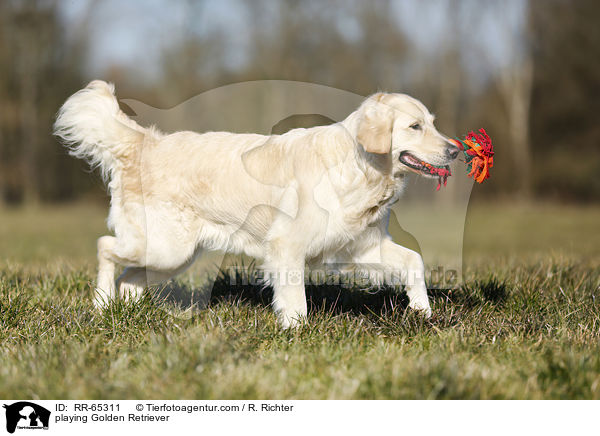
[{"x1": 451, "y1": 128, "x2": 494, "y2": 184}]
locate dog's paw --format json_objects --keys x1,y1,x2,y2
[
  {"x1": 93, "y1": 290, "x2": 110, "y2": 310},
  {"x1": 277, "y1": 312, "x2": 306, "y2": 329},
  {"x1": 408, "y1": 300, "x2": 432, "y2": 318}
]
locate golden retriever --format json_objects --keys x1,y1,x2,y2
[{"x1": 54, "y1": 81, "x2": 459, "y2": 327}]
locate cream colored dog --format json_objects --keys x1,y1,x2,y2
[{"x1": 54, "y1": 81, "x2": 459, "y2": 328}]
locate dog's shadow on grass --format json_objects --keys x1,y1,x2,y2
[
  {"x1": 152, "y1": 268, "x2": 478, "y2": 319},
  {"x1": 156, "y1": 280, "x2": 411, "y2": 319}
]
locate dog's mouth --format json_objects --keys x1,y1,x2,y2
[{"x1": 399, "y1": 151, "x2": 451, "y2": 189}]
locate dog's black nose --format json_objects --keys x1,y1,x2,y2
[{"x1": 446, "y1": 144, "x2": 460, "y2": 159}]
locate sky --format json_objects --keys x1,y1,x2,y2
[{"x1": 57, "y1": 0, "x2": 528, "y2": 83}]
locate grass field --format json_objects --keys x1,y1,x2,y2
[{"x1": 1, "y1": 201, "x2": 599, "y2": 399}]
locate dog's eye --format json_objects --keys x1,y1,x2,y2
[{"x1": 409, "y1": 123, "x2": 422, "y2": 131}]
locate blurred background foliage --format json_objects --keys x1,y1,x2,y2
[{"x1": 0, "y1": 0, "x2": 598, "y2": 206}]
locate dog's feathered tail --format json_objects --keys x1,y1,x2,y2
[{"x1": 54, "y1": 80, "x2": 147, "y2": 181}]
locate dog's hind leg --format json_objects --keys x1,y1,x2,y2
[
  {"x1": 95, "y1": 232, "x2": 148, "y2": 307},
  {"x1": 115, "y1": 267, "x2": 146, "y2": 301},
  {"x1": 96, "y1": 235, "x2": 118, "y2": 308},
  {"x1": 116, "y1": 267, "x2": 175, "y2": 301},
  {"x1": 116, "y1": 257, "x2": 198, "y2": 302}
]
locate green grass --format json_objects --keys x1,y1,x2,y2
[{"x1": 0, "y1": 201, "x2": 599, "y2": 399}]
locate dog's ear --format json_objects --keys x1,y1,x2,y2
[{"x1": 356, "y1": 93, "x2": 394, "y2": 155}]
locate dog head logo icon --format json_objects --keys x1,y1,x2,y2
[{"x1": 3, "y1": 402, "x2": 50, "y2": 434}]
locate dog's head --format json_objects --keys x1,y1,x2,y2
[{"x1": 355, "y1": 93, "x2": 459, "y2": 182}]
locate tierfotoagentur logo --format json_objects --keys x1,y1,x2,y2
[
  {"x1": 227, "y1": 264, "x2": 459, "y2": 288},
  {"x1": 2, "y1": 402, "x2": 50, "y2": 434}
]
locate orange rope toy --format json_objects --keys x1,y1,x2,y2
[{"x1": 450, "y1": 128, "x2": 494, "y2": 184}]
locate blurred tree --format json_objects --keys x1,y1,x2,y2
[
  {"x1": 1, "y1": 0, "x2": 597, "y2": 205},
  {"x1": 0, "y1": 0, "x2": 93, "y2": 206},
  {"x1": 498, "y1": 4, "x2": 534, "y2": 200},
  {"x1": 239, "y1": 0, "x2": 408, "y2": 96},
  {"x1": 529, "y1": 0, "x2": 600, "y2": 202},
  {"x1": 465, "y1": 0, "x2": 534, "y2": 199},
  {"x1": 152, "y1": 0, "x2": 230, "y2": 105}
]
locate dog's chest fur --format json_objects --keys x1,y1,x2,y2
[
  {"x1": 361, "y1": 174, "x2": 402, "y2": 222},
  {"x1": 322, "y1": 164, "x2": 401, "y2": 234}
]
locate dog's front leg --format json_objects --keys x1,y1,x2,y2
[
  {"x1": 354, "y1": 237, "x2": 432, "y2": 318},
  {"x1": 380, "y1": 239, "x2": 431, "y2": 317},
  {"x1": 264, "y1": 255, "x2": 307, "y2": 329}
]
